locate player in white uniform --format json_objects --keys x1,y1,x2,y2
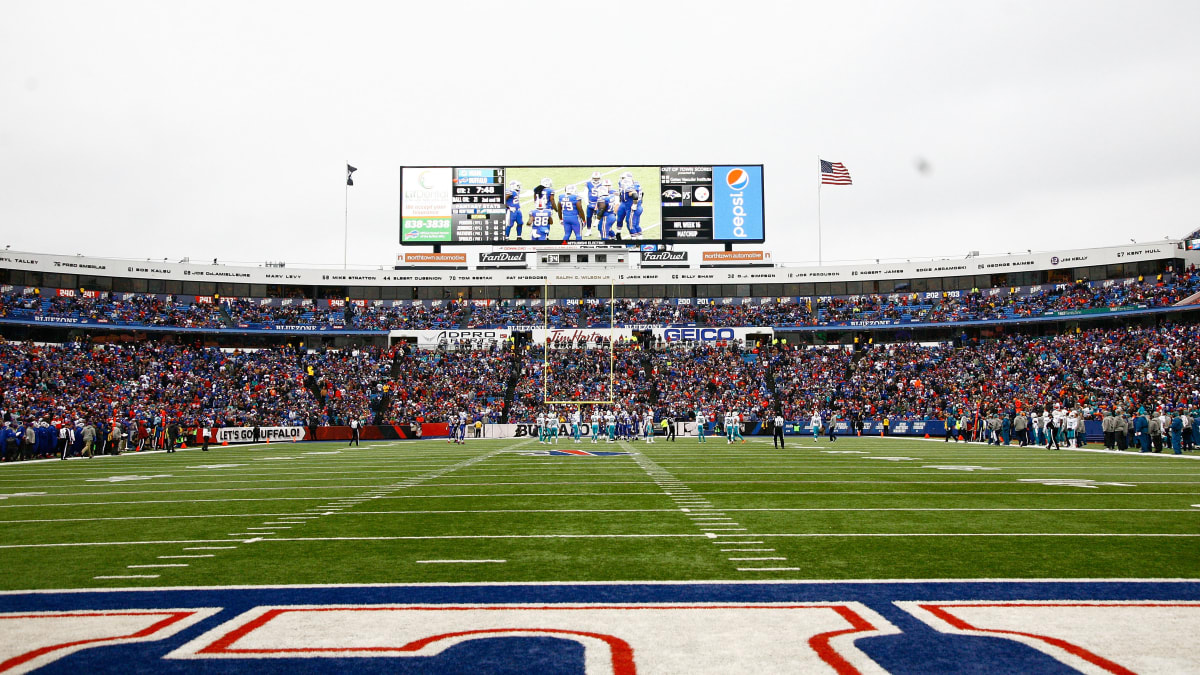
[
  {"x1": 643, "y1": 408, "x2": 655, "y2": 443},
  {"x1": 590, "y1": 409, "x2": 602, "y2": 443},
  {"x1": 810, "y1": 410, "x2": 822, "y2": 442},
  {"x1": 571, "y1": 409, "x2": 582, "y2": 443},
  {"x1": 605, "y1": 410, "x2": 617, "y2": 443},
  {"x1": 458, "y1": 411, "x2": 468, "y2": 444},
  {"x1": 696, "y1": 410, "x2": 707, "y2": 443},
  {"x1": 1052, "y1": 404, "x2": 1066, "y2": 447},
  {"x1": 730, "y1": 411, "x2": 745, "y2": 443},
  {"x1": 536, "y1": 412, "x2": 546, "y2": 444}
]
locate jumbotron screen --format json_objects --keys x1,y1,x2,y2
[{"x1": 399, "y1": 165, "x2": 764, "y2": 245}]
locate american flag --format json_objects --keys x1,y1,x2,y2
[{"x1": 820, "y1": 160, "x2": 852, "y2": 185}]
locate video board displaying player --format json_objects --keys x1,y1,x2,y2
[
  {"x1": 502, "y1": 167, "x2": 661, "y2": 243},
  {"x1": 399, "y1": 164, "x2": 763, "y2": 245}
]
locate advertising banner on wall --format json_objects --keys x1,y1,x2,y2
[
  {"x1": 390, "y1": 329, "x2": 514, "y2": 348},
  {"x1": 215, "y1": 426, "x2": 307, "y2": 444},
  {"x1": 650, "y1": 326, "x2": 773, "y2": 343}
]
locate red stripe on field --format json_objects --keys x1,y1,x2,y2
[
  {"x1": 196, "y1": 603, "x2": 879, "y2": 673},
  {"x1": 0, "y1": 611, "x2": 195, "y2": 672},
  {"x1": 919, "y1": 603, "x2": 1139, "y2": 675}
]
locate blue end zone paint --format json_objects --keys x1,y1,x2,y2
[{"x1": 5, "y1": 581, "x2": 1200, "y2": 673}]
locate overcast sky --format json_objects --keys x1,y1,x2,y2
[{"x1": 2, "y1": 1, "x2": 1198, "y2": 268}]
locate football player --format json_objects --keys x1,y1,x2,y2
[
  {"x1": 533, "y1": 177, "x2": 557, "y2": 212},
  {"x1": 558, "y1": 184, "x2": 585, "y2": 242},
  {"x1": 599, "y1": 180, "x2": 619, "y2": 240},
  {"x1": 617, "y1": 172, "x2": 644, "y2": 238},
  {"x1": 504, "y1": 180, "x2": 524, "y2": 239},
  {"x1": 590, "y1": 408, "x2": 602, "y2": 444},
  {"x1": 585, "y1": 171, "x2": 605, "y2": 235},
  {"x1": 529, "y1": 197, "x2": 555, "y2": 241}
]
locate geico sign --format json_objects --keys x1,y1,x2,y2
[{"x1": 662, "y1": 328, "x2": 735, "y2": 342}]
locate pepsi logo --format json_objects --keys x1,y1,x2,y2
[{"x1": 726, "y1": 168, "x2": 750, "y2": 190}]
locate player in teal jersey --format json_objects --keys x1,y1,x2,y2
[{"x1": 731, "y1": 411, "x2": 745, "y2": 443}]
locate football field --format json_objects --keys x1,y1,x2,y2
[{"x1": 2, "y1": 435, "x2": 1198, "y2": 590}]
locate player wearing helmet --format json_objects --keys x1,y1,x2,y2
[
  {"x1": 600, "y1": 179, "x2": 619, "y2": 240},
  {"x1": 558, "y1": 183, "x2": 585, "y2": 243},
  {"x1": 504, "y1": 180, "x2": 524, "y2": 239},
  {"x1": 617, "y1": 173, "x2": 645, "y2": 239},
  {"x1": 533, "y1": 177, "x2": 557, "y2": 213},
  {"x1": 529, "y1": 197, "x2": 555, "y2": 241},
  {"x1": 585, "y1": 171, "x2": 605, "y2": 236}
]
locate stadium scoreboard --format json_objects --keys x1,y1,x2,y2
[{"x1": 400, "y1": 164, "x2": 764, "y2": 245}]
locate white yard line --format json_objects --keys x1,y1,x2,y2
[
  {"x1": 416, "y1": 559, "x2": 507, "y2": 564},
  {"x1": 93, "y1": 574, "x2": 160, "y2": 580},
  {"x1": 0, "y1": 526, "x2": 1193, "y2": 551},
  {"x1": 7, "y1": 488, "x2": 1200, "y2": 510}
]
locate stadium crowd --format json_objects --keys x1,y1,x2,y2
[
  {"x1": 2, "y1": 269, "x2": 1196, "y2": 331},
  {"x1": 3, "y1": 320, "x2": 1199, "y2": 459}
]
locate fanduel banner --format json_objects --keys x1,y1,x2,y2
[
  {"x1": 477, "y1": 251, "x2": 528, "y2": 267},
  {"x1": 215, "y1": 426, "x2": 306, "y2": 444},
  {"x1": 641, "y1": 250, "x2": 688, "y2": 263}
]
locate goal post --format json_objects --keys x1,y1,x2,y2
[{"x1": 542, "y1": 279, "x2": 616, "y2": 406}]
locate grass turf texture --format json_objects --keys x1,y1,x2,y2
[
  {"x1": 503, "y1": 166, "x2": 661, "y2": 242},
  {"x1": 1, "y1": 436, "x2": 1199, "y2": 590}
]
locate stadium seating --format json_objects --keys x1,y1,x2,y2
[
  {"x1": 2, "y1": 268, "x2": 1196, "y2": 331},
  {"x1": 3, "y1": 323, "x2": 1198, "y2": 459}
]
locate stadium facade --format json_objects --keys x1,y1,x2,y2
[{"x1": 1, "y1": 240, "x2": 1197, "y2": 348}]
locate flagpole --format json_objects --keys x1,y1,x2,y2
[
  {"x1": 817, "y1": 156, "x2": 823, "y2": 266},
  {"x1": 343, "y1": 162, "x2": 349, "y2": 270}
]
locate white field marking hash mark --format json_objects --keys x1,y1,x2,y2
[
  {"x1": 415, "y1": 559, "x2": 507, "y2": 564},
  {"x1": 86, "y1": 474, "x2": 172, "y2": 483},
  {"x1": 94, "y1": 574, "x2": 160, "y2": 579}
]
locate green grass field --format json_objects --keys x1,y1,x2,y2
[
  {"x1": 2, "y1": 435, "x2": 1199, "y2": 591},
  {"x1": 504, "y1": 166, "x2": 661, "y2": 241}
]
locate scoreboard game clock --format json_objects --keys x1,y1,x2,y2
[
  {"x1": 451, "y1": 168, "x2": 506, "y2": 242},
  {"x1": 400, "y1": 164, "x2": 763, "y2": 246}
]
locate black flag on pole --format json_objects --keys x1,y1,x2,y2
[{"x1": 346, "y1": 164, "x2": 357, "y2": 186}]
